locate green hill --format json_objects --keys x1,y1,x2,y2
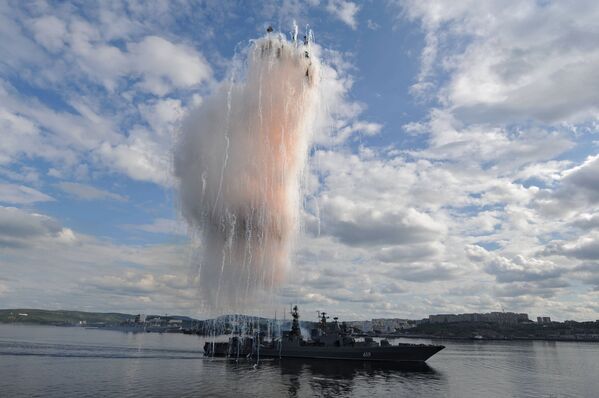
[{"x1": 0, "y1": 309, "x2": 133, "y2": 326}]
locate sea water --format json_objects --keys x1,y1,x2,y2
[{"x1": 1, "y1": 324, "x2": 598, "y2": 397}]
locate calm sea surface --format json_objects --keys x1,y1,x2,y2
[{"x1": 1, "y1": 324, "x2": 598, "y2": 397}]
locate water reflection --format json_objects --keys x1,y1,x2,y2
[
  {"x1": 3, "y1": 326, "x2": 599, "y2": 398},
  {"x1": 264, "y1": 359, "x2": 442, "y2": 397}
]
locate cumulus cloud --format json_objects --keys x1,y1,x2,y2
[
  {"x1": 0, "y1": 79, "x2": 124, "y2": 176},
  {"x1": 0, "y1": 5, "x2": 211, "y2": 189},
  {"x1": 0, "y1": 107, "x2": 41, "y2": 165},
  {"x1": 138, "y1": 98, "x2": 184, "y2": 134},
  {"x1": 58, "y1": 17, "x2": 212, "y2": 94},
  {"x1": 536, "y1": 155, "x2": 599, "y2": 216},
  {"x1": 385, "y1": 262, "x2": 460, "y2": 283},
  {"x1": 2, "y1": 1, "x2": 599, "y2": 321},
  {"x1": 0, "y1": 208, "x2": 196, "y2": 314},
  {"x1": 320, "y1": 195, "x2": 445, "y2": 246},
  {"x1": 545, "y1": 234, "x2": 599, "y2": 261},
  {"x1": 0, "y1": 183, "x2": 54, "y2": 204},
  {"x1": 571, "y1": 213, "x2": 599, "y2": 231},
  {"x1": 463, "y1": 245, "x2": 574, "y2": 302},
  {"x1": 30, "y1": 15, "x2": 67, "y2": 52},
  {"x1": 94, "y1": 127, "x2": 173, "y2": 186},
  {"x1": 0, "y1": 206, "x2": 65, "y2": 248},
  {"x1": 486, "y1": 254, "x2": 566, "y2": 284},
  {"x1": 326, "y1": 0, "x2": 360, "y2": 29},
  {"x1": 559, "y1": 155, "x2": 599, "y2": 205},
  {"x1": 57, "y1": 182, "x2": 127, "y2": 202},
  {"x1": 85, "y1": 272, "x2": 189, "y2": 296},
  {"x1": 376, "y1": 242, "x2": 443, "y2": 263},
  {"x1": 123, "y1": 218, "x2": 186, "y2": 236},
  {"x1": 399, "y1": 0, "x2": 599, "y2": 124},
  {"x1": 414, "y1": 110, "x2": 574, "y2": 172},
  {"x1": 127, "y1": 36, "x2": 212, "y2": 96},
  {"x1": 571, "y1": 263, "x2": 599, "y2": 290}
]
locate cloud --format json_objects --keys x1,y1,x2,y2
[
  {"x1": 486, "y1": 254, "x2": 566, "y2": 283},
  {"x1": 399, "y1": 0, "x2": 599, "y2": 124},
  {"x1": 326, "y1": 0, "x2": 360, "y2": 29},
  {"x1": 559, "y1": 155, "x2": 599, "y2": 205},
  {"x1": 536, "y1": 154, "x2": 599, "y2": 215},
  {"x1": 0, "y1": 79, "x2": 120, "y2": 169},
  {"x1": 30, "y1": 15, "x2": 67, "y2": 52},
  {"x1": 366, "y1": 19, "x2": 380, "y2": 31},
  {"x1": 571, "y1": 263, "x2": 599, "y2": 290},
  {"x1": 127, "y1": 36, "x2": 212, "y2": 96},
  {"x1": 329, "y1": 121, "x2": 383, "y2": 144},
  {"x1": 57, "y1": 182, "x2": 127, "y2": 202},
  {"x1": 385, "y1": 262, "x2": 460, "y2": 282},
  {"x1": 376, "y1": 242, "x2": 443, "y2": 263},
  {"x1": 300, "y1": 132, "x2": 599, "y2": 318},
  {"x1": 86, "y1": 272, "x2": 161, "y2": 295},
  {"x1": 0, "y1": 206, "x2": 64, "y2": 248},
  {"x1": 0, "y1": 183, "x2": 54, "y2": 204},
  {"x1": 320, "y1": 195, "x2": 444, "y2": 246},
  {"x1": 463, "y1": 245, "x2": 573, "y2": 302},
  {"x1": 56, "y1": 17, "x2": 212, "y2": 95},
  {"x1": 138, "y1": 98, "x2": 184, "y2": 135},
  {"x1": 415, "y1": 110, "x2": 574, "y2": 172},
  {"x1": 493, "y1": 279, "x2": 569, "y2": 299},
  {"x1": 0, "y1": 208, "x2": 197, "y2": 313},
  {"x1": 94, "y1": 127, "x2": 172, "y2": 186},
  {"x1": 0, "y1": 6, "x2": 212, "y2": 190},
  {"x1": 2, "y1": 4, "x2": 372, "y2": 192},
  {"x1": 570, "y1": 213, "x2": 599, "y2": 231},
  {"x1": 2, "y1": 1, "x2": 599, "y2": 321},
  {"x1": 545, "y1": 234, "x2": 599, "y2": 261},
  {"x1": 122, "y1": 218, "x2": 186, "y2": 236},
  {"x1": 0, "y1": 106, "x2": 45, "y2": 165}
]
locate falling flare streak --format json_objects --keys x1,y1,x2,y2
[{"x1": 175, "y1": 29, "x2": 320, "y2": 312}]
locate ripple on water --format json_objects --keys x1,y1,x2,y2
[{"x1": 1, "y1": 325, "x2": 599, "y2": 397}]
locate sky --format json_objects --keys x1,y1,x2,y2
[{"x1": 1, "y1": 0, "x2": 599, "y2": 321}]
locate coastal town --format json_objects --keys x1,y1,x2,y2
[{"x1": 3, "y1": 309, "x2": 599, "y2": 342}]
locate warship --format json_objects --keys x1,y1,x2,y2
[{"x1": 204, "y1": 306, "x2": 444, "y2": 363}]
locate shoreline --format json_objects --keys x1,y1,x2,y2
[
  {"x1": 3, "y1": 323, "x2": 599, "y2": 343},
  {"x1": 393, "y1": 334, "x2": 599, "y2": 343}
]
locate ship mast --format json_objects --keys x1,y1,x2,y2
[{"x1": 290, "y1": 305, "x2": 301, "y2": 338}]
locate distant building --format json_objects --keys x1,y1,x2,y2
[
  {"x1": 429, "y1": 312, "x2": 529, "y2": 325},
  {"x1": 346, "y1": 319, "x2": 415, "y2": 333},
  {"x1": 537, "y1": 316, "x2": 551, "y2": 324},
  {"x1": 371, "y1": 318, "x2": 412, "y2": 333},
  {"x1": 134, "y1": 314, "x2": 147, "y2": 323},
  {"x1": 346, "y1": 320, "x2": 372, "y2": 333}
]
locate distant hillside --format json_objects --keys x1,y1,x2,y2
[
  {"x1": 0, "y1": 309, "x2": 133, "y2": 326},
  {"x1": 403, "y1": 320, "x2": 599, "y2": 341}
]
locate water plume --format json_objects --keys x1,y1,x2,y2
[{"x1": 175, "y1": 28, "x2": 320, "y2": 311}]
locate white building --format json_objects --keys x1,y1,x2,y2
[
  {"x1": 371, "y1": 318, "x2": 411, "y2": 333},
  {"x1": 346, "y1": 320, "x2": 372, "y2": 333}
]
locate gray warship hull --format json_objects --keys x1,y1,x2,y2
[
  {"x1": 205, "y1": 340, "x2": 444, "y2": 363},
  {"x1": 257, "y1": 343, "x2": 444, "y2": 362}
]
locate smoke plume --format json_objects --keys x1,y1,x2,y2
[{"x1": 174, "y1": 30, "x2": 320, "y2": 310}]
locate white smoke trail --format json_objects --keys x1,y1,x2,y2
[{"x1": 174, "y1": 29, "x2": 321, "y2": 312}]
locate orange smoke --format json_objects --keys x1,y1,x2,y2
[{"x1": 175, "y1": 32, "x2": 319, "y2": 310}]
